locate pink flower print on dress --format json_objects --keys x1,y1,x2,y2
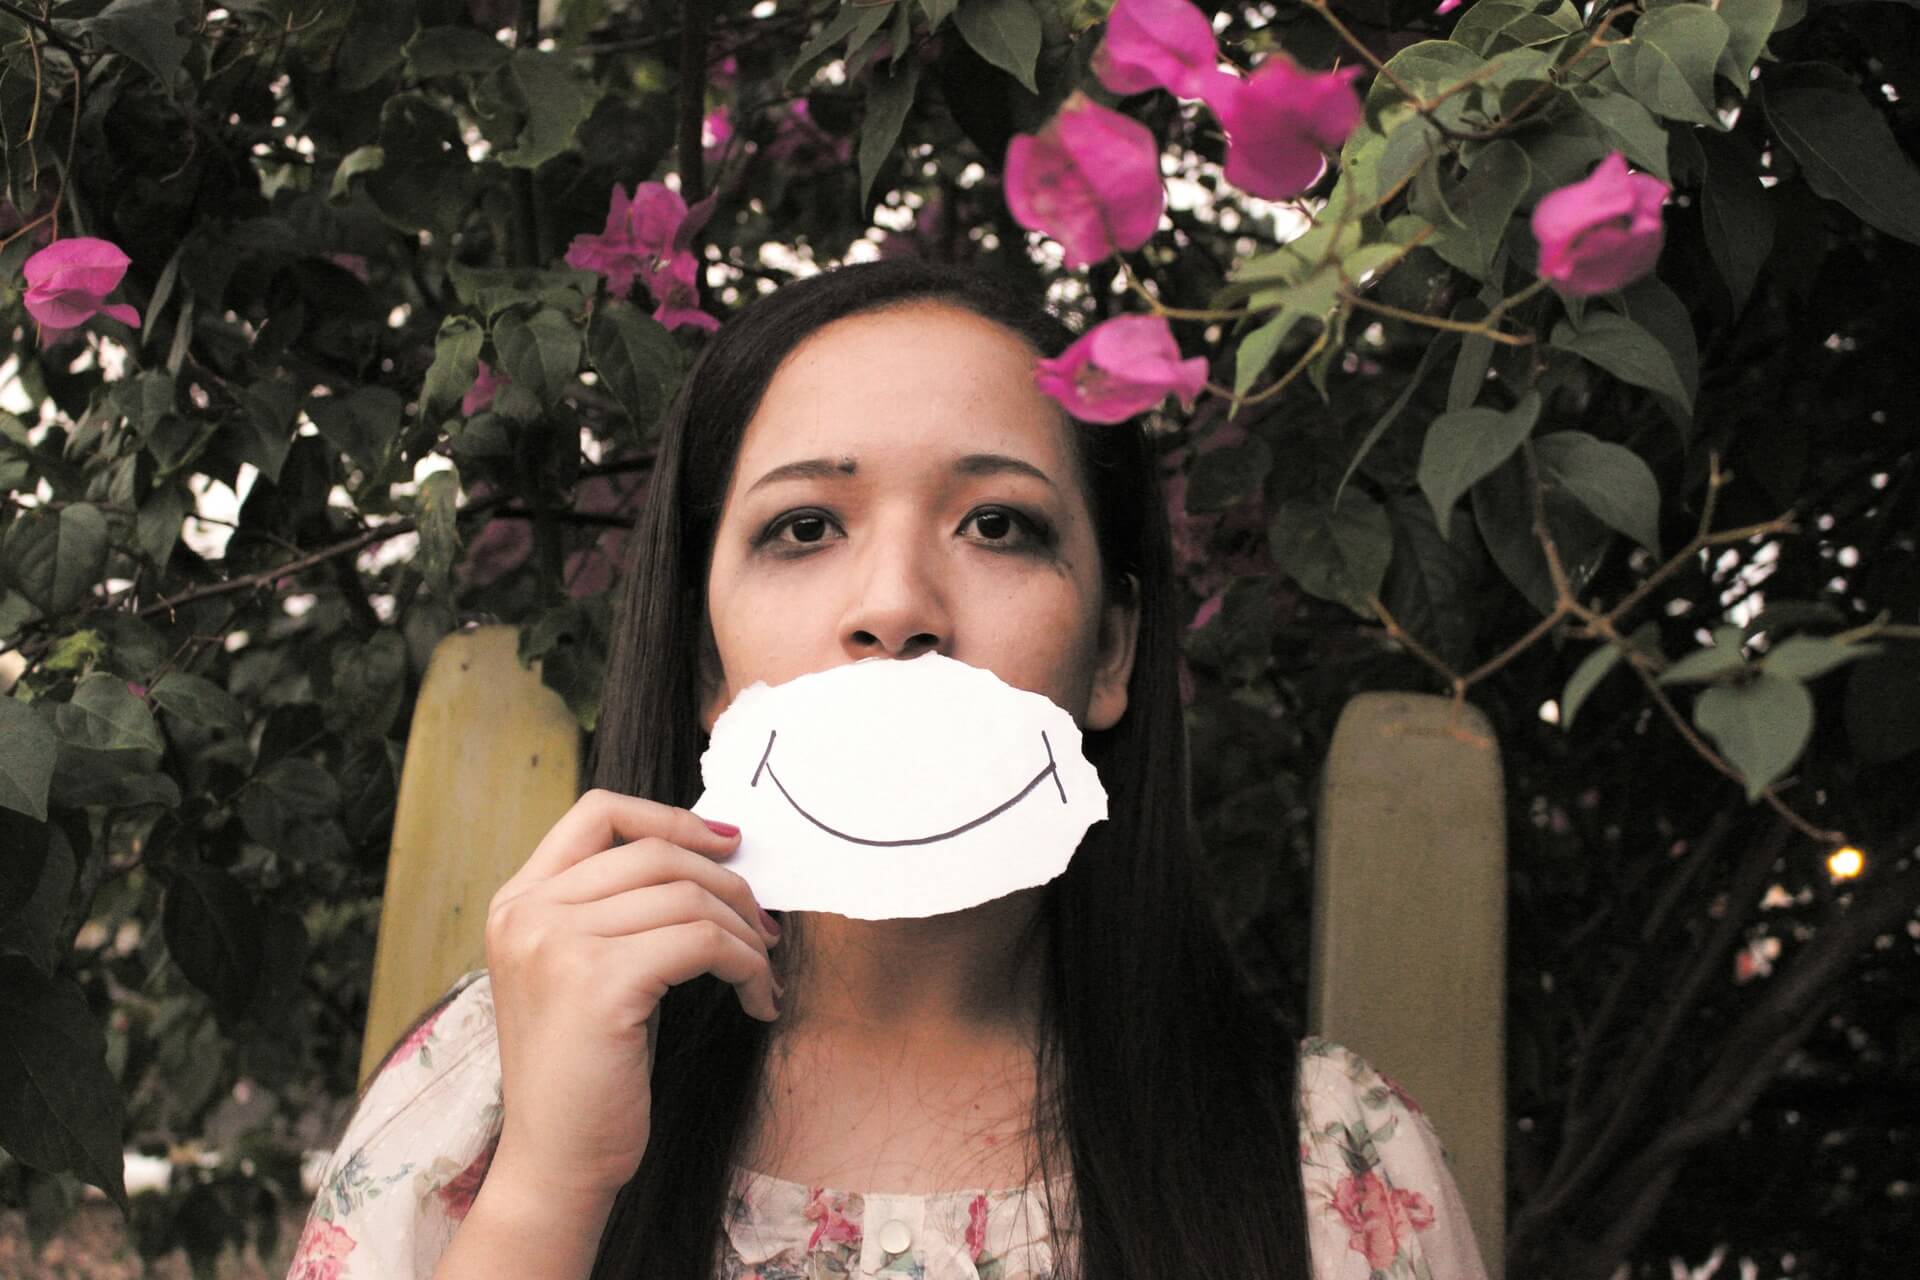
[
  {"x1": 1330, "y1": 1170, "x2": 1436, "y2": 1271},
  {"x1": 802, "y1": 1187, "x2": 862, "y2": 1251},
  {"x1": 23, "y1": 237, "x2": 142, "y2": 336},
  {"x1": 965, "y1": 1193, "x2": 990, "y2": 1260},
  {"x1": 286, "y1": 1218, "x2": 356, "y2": 1280},
  {"x1": 1004, "y1": 93, "x2": 1165, "y2": 269},
  {"x1": 1092, "y1": 0, "x2": 1237, "y2": 105},
  {"x1": 1033, "y1": 313, "x2": 1208, "y2": 424},
  {"x1": 434, "y1": 1131, "x2": 499, "y2": 1222},
  {"x1": 1531, "y1": 151, "x2": 1670, "y2": 297},
  {"x1": 1216, "y1": 57, "x2": 1363, "y2": 201}
]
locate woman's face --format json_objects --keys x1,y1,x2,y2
[{"x1": 701, "y1": 302, "x2": 1138, "y2": 734}]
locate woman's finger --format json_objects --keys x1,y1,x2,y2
[
  {"x1": 625, "y1": 919, "x2": 780, "y2": 1021},
  {"x1": 544, "y1": 840, "x2": 777, "y2": 944},
  {"x1": 570, "y1": 880, "x2": 770, "y2": 965},
  {"x1": 517, "y1": 789, "x2": 739, "y2": 883}
]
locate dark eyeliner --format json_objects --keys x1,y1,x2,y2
[
  {"x1": 751, "y1": 508, "x2": 839, "y2": 552},
  {"x1": 962, "y1": 505, "x2": 1057, "y2": 552}
]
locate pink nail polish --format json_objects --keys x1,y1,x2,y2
[{"x1": 704, "y1": 817, "x2": 740, "y2": 838}]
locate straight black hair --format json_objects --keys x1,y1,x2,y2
[{"x1": 580, "y1": 258, "x2": 1310, "y2": 1279}]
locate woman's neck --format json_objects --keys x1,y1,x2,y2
[{"x1": 773, "y1": 887, "x2": 1046, "y2": 1045}]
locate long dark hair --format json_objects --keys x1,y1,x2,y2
[{"x1": 582, "y1": 259, "x2": 1309, "y2": 1279}]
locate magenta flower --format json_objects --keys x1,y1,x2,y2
[
  {"x1": 22, "y1": 237, "x2": 142, "y2": 336},
  {"x1": 1033, "y1": 313, "x2": 1208, "y2": 424},
  {"x1": 1005, "y1": 93, "x2": 1165, "y2": 269},
  {"x1": 1531, "y1": 151, "x2": 1670, "y2": 297},
  {"x1": 1093, "y1": 0, "x2": 1237, "y2": 103},
  {"x1": 1436, "y1": 0, "x2": 1463, "y2": 12},
  {"x1": 1217, "y1": 57, "x2": 1363, "y2": 200},
  {"x1": 565, "y1": 182, "x2": 719, "y2": 330},
  {"x1": 643, "y1": 252, "x2": 720, "y2": 333},
  {"x1": 462, "y1": 359, "x2": 509, "y2": 415}
]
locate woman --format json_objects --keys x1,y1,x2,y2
[{"x1": 288, "y1": 259, "x2": 1488, "y2": 1280}]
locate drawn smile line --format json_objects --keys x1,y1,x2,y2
[{"x1": 749, "y1": 729, "x2": 1068, "y2": 847}]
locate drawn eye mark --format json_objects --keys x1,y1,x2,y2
[{"x1": 749, "y1": 728, "x2": 1068, "y2": 847}]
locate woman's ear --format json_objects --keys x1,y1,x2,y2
[{"x1": 1085, "y1": 574, "x2": 1140, "y2": 732}]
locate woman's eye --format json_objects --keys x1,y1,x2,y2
[
  {"x1": 786, "y1": 516, "x2": 830, "y2": 543},
  {"x1": 961, "y1": 506, "x2": 1051, "y2": 550},
  {"x1": 971, "y1": 510, "x2": 1013, "y2": 540}
]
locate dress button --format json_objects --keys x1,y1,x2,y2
[{"x1": 876, "y1": 1218, "x2": 913, "y2": 1255}]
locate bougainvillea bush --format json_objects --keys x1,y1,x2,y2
[{"x1": 2, "y1": 0, "x2": 1917, "y2": 1274}]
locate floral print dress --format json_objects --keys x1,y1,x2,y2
[{"x1": 287, "y1": 970, "x2": 1489, "y2": 1280}]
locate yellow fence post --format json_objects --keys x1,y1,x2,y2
[
  {"x1": 359, "y1": 625, "x2": 582, "y2": 1086},
  {"x1": 1312, "y1": 691, "x2": 1507, "y2": 1279}
]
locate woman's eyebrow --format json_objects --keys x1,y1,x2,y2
[
  {"x1": 746, "y1": 456, "x2": 859, "y2": 493},
  {"x1": 952, "y1": 453, "x2": 1057, "y2": 491}
]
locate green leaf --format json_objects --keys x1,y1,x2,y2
[
  {"x1": 1269, "y1": 491, "x2": 1393, "y2": 616},
  {"x1": 0, "y1": 959, "x2": 129, "y2": 1214},
  {"x1": 953, "y1": 0, "x2": 1043, "y2": 94},
  {"x1": 1375, "y1": 118, "x2": 1442, "y2": 203},
  {"x1": 53, "y1": 673, "x2": 164, "y2": 761},
  {"x1": 1337, "y1": 336, "x2": 1446, "y2": 508},
  {"x1": 149, "y1": 672, "x2": 246, "y2": 737},
  {"x1": 1761, "y1": 62, "x2": 1920, "y2": 246},
  {"x1": 161, "y1": 864, "x2": 266, "y2": 1024},
  {"x1": 2, "y1": 504, "x2": 109, "y2": 616},
  {"x1": 1697, "y1": 131, "x2": 1774, "y2": 313},
  {"x1": 1717, "y1": 0, "x2": 1781, "y2": 93},
  {"x1": 1608, "y1": 5, "x2": 1729, "y2": 127},
  {"x1": 1761, "y1": 635, "x2": 1879, "y2": 682},
  {"x1": 405, "y1": 24, "x2": 510, "y2": 77},
  {"x1": 325, "y1": 632, "x2": 408, "y2": 740},
  {"x1": 1561, "y1": 622, "x2": 1659, "y2": 729},
  {"x1": 306, "y1": 386, "x2": 403, "y2": 476},
  {"x1": 415, "y1": 465, "x2": 463, "y2": 594},
  {"x1": 1186, "y1": 435, "x2": 1273, "y2": 513},
  {"x1": 587, "y1": 301, "x2": 682, "y2": 445},
  {"x1": 493, "y1": 307, "x2": 583, "y2": 406},
  {"x1": 1426, "y1": 140, "x2": 1531, "y2": 280},
  {"x1": 365, "y1": 94, "x2": 474, "y2": 236},
  {"x1": 1233, "y1": 311, "x2": 1303, "y2": 401},
  {"x1": 135, "y1": 483, "x2": 189, "y2": 570},
  {"x1": 490, "y1": 49, "x2": 599, "y2": 169},
  {"x1": 447, "y1": 263, "x2": 601, "y2": 317},
  {"x1": 1472, "y1": 449, "x2": 1612, "y2": 614},
  {"x1": 1532, "y1": 431, "x2": 1661, "y2": 555},
  {"x1": 859, "y1": 55, "x2": 921, "y2": 205},
  {"x1": 86, "y1": 0, "x2": 190, "y2": 90},
  {"x1": 1419, "y1": 391, "x2": 1542, "y2": 537},
  {"x1": 233, "y1": 379, "x2": 299, "y2": 484},
  {"x1": 1660, "y1": 629, "x2": 1750, "y2": 684},
  {"x1": 328, "y1": 144, "x2": 386, "y2": 204},
  {"x1": 1695, "y1": 673, "x2": 1814, "y2": 800},
  {"x1": 1572, "y1": 90, "x2": 1672, "y2": 184},
  {"x1": 0, "y1": 806, "x2": 48, "y2": 927},
  {"x1": 422, "y1": 316, "x2": 486, "y2": 420},
  {"x1": 0, "y1": 696, "x2": 56, "y2": 821},
  {"x1": 787, "y1": 2, "x2": 890, "y2": 92},
  {"x1": 919, "y1": 0, "x2": 958, "y2": 23},
  {"x1": 1550, "y1": 310, "x2": 1695, "y2": 416}
]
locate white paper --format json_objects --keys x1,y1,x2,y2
[{"x1": 693, "y1": 655, "x2": 1108, "y2": 919}]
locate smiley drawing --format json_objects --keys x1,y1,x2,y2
[
  {"x1": 693, "y1": 655, "x2": 1109, "y2": 919},
  {"x1": 750, "y1": 728, "x2": 1068, "y2": 847}
]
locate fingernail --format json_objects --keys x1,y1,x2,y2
[
  {"x1": 704, "y1": 818, "x2": 740, "y2": 838},
  {"x1": 758, "y1": 908, "x2": 782, "y2": 940}
]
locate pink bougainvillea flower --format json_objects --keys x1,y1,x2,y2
[
  {"x1": 1093, "y1": 0, "x2": 1237, "y2": 103},
  {"x1": 1217, "y1": 56, "x2": 1363, "y2": 200},
  {"x1": 703, "y1": 107, "x2": 733, "y2": 164},
  {"x1": 1033, "y1": 313, "x2": 1207, "y2": 424},
  {"x1": 1531, "y1": 151, "x2": 1670, "y2": 297},
  {"x1": 1005, "y1": 93, "x2": 1165, "y2": 269},
  {"x1": 642, "y1": 251, "x2": 720, "y2": 333},
  {"x1": 566, "y1": 182, "x2": 719, "y2": 329},
  {"x1": 1436, "y1": 0, "x2": 1463, "y2": 12},
  {"x1": 22, "y1": 237, "x2": 142, "y2": 335},
  {"x1": 461, "y1": 359, "x2": 509, "y2": 416}
]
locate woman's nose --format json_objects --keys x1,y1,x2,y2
[{"x1": 840, "y1": 536, "x2": 949, "y2": 660}]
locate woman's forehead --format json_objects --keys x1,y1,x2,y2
[{"x1": 732, "y1": 303, "x2": 1077, "y2": 487}]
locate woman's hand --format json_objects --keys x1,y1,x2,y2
[{"x1": 481, "y1": 790, "x2": 780, "y2": 1201}]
